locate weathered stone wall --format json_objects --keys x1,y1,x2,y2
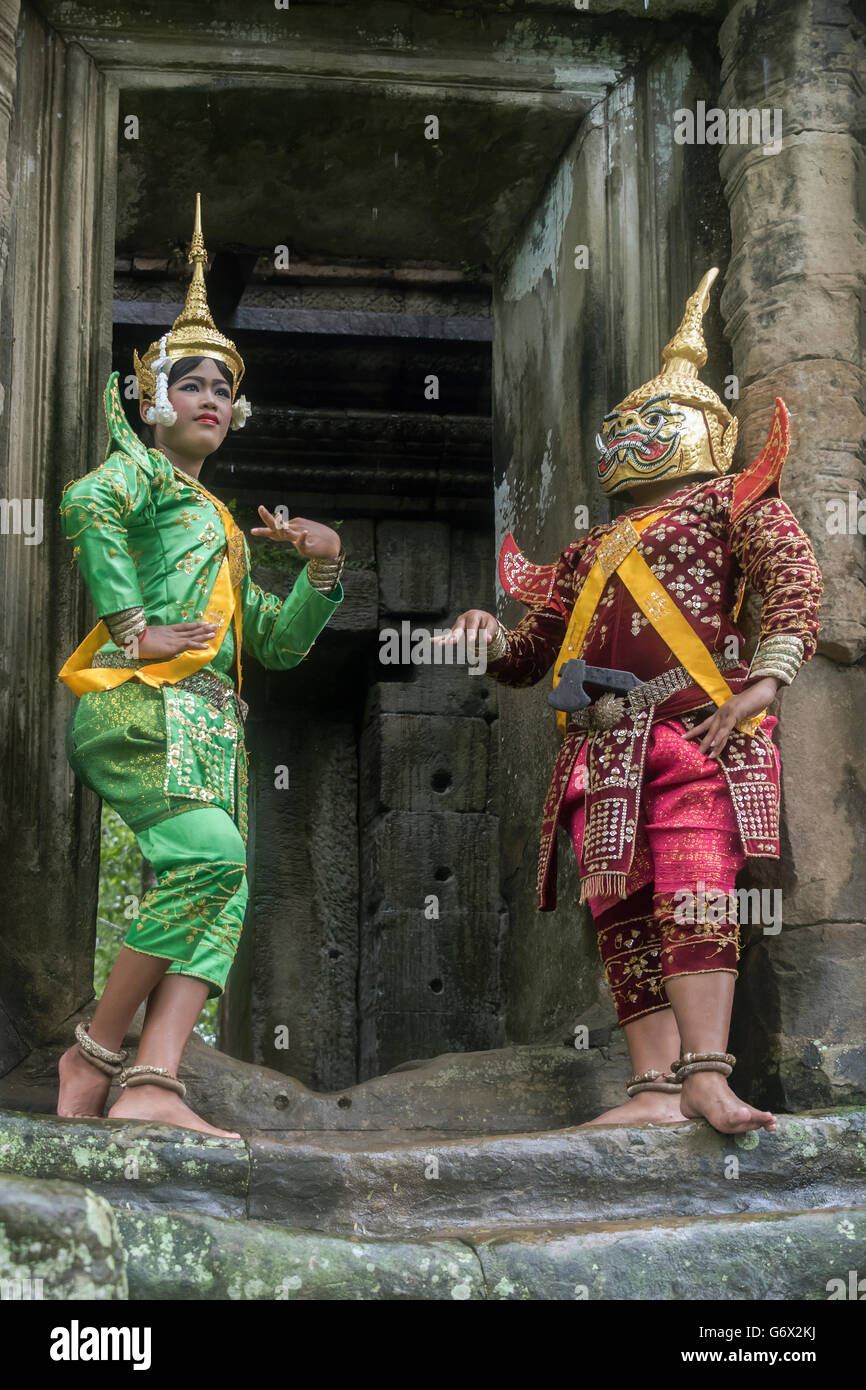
[
  {"x1": 0, "y1": 2, "x2": 116, "y2": 1073},
  {"x1": 493, "y1": 43, "x2": 731, "y2": 1045}
]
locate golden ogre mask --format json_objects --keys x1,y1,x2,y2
[{"x1": 597, "y1": 268, "x2": 738, "y2": 496}]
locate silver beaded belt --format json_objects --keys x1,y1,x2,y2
[
  {"x1": 92, "y1": 652, "x2": 249, "y2": 725},
  {"x1": 565, "y1": 652, "x2": 741, "y2": 732}
]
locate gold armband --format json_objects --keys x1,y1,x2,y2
[{"x1": 749, "y1": 634, "x2": 804, "y2": 686}]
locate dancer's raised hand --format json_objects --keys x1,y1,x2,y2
[{"x1": 251, "y1": 506, "x2": 341, "y2": 559}]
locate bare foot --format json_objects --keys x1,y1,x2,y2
[
  {"x1": 108, "y1": 1084, "x2": 241, "y2": 1139},
  {"x1": 579, "y1": 1091, "x2": 686, "y2": 1127},
  {"x1": 57, "y1": 1044, "x2": 112, "y2": 1119},
  {"x1": 679, "y1": 1071, "x2": 776, "y2": 1134}
]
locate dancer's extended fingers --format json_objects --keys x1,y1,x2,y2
[
  {"x1": 700, "y1": 724, "x2": 723, "y2": 756},
  {"x1": 682, "y1": 713, "x2": 726, "y2": 757},
  {"x1": 438, "y1": 615, "x2": 467, "y2": 644}
]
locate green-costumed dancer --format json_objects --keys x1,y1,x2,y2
[{"x1": 56, "y1": 195, "x2": 345, "y2": 1137}]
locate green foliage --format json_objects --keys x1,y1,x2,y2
[
  {"x1": 246, "y1": 517, "x2": 346, "y2": 575},
  {"x1": 96, "y1": 806, "x2": 218, "y2": 1046},
  {"x1": 251, "y1": 539, "x2": 307, "y2": 574}
]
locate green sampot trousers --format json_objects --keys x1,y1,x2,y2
[{"x1": 66, "y1": 682, "x2": 248, "y2": 998}]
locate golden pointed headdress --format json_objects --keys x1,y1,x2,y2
[
  {"x1": 613, "y1": 266, "x2": 738, "y2": 471},
  {"x1": 133, "y1": 193, "x2": 245, "y2": 404}
]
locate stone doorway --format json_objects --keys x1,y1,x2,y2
[
  {"x1": 108, "y1": 80, "x2": 552, "y2": 1090},
  {"x1": 1, "y1": 1, "x2": 863, "y2": 1123}
]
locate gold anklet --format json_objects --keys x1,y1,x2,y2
[
  {"x1": 671, "y1": 1051, "x2": 735, "y2": 1080},
  {"x1": 74, "y1": 1022, "x2": 128, "y2": 1075},
  {"x1": 119, "y1": 1064, "x2": 187, "y2": 1098},
  {"x1": 626, "y1": 1068, "x2": 682, "y2": 1096}
]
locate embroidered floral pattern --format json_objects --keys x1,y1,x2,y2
[{"x1": 486, "y1": 472, "x2": 823, "y2": 909}]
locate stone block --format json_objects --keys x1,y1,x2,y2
[
  {"x1": 232, "y1": 715, "x2": 359, "y2": 1092},
  {"x1": 361, "y1": 913, "x2": 501, "y2": 1014},
  {"x1": 0, "y1": 1173, "x2": 127, "y2": 1300},
  {"x1": 359, "y1": 713, "x2": 489, "y2": 817},
  {"x1": 448, "y1": 525, "x2": 495, "y2": 613},
  {"x1": 732, "y1": 921, "x2": 866, "y2": 1110},
  {"x1": 358, "y1": 812, "x2": 502, "y2": 1075},
  {"x1": 360, "y1": 811, "x2": 499, "y2": 916},
  {"x1": 117, "y1": 1208, "x2": 483, "y2": 1300},
  {"x1": 336, "y1": 518, "x2": 375, "y2": 567},
  {"x1": 377, "y1": 520, "x2": 451, "y2": 615},
  {"x1": 773, "y1": 655, "x2": 866, "y2": 927},
  {"x1": 477, "y1": 1206, "x2": 866, "y2": 1301},
  {"x1": 721, "y1": 138, "x2": 864, "y2": 373},
  {"x1": 720, "y1": 0, "x2": 863, "y2": 134},
  {"x1": 365, "y1": 662, "x2": 498, "y2": 720},
  {"x1": 245, "y1": 1110, "x2": 866, "y2": 1237},
  {"x1": 0, "y1": 1110, "x2": 248, "y2": 1218}
]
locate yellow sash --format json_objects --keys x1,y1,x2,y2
[
  {"x1": 553, "y1": 511, "x2": 764, "y2": 736},
  {"x1": 58, "y1": 475, "x2": 246, "y2": 698}
]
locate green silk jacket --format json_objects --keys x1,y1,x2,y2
[{"x1": 59, "y1": 374, "x2": 343, "y2": 828}]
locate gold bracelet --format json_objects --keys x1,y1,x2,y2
[
  {"x1": 307, "y1": 545, "x2": 345, "y2": 592},
  {"x1": 486, "y1": 621, "x2": 510, "y2": 661},
  {"x1": 103, "y1": 607, "x2": 146, "y2": 646},
  {"x1": 749, "y1": 634, "x2": 804, "y2": 686}
]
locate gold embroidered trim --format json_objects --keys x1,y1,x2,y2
[
  {"x1": 227, "y1": 531, "x2": 248, "y2": 588},
  {"x1": 597, "y1": 519, "x2": 640, "y2": 578}
]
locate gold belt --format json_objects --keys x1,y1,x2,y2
[
  {"x1": 566, "y1": 653, "x2": 741, "y2": 732},
  {"x1": 92, "y1": 652, "x2": 249, "y2": 725}
]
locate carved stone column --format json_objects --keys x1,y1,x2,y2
[
  {"x1": 0, "y1": 6, "x2": 116, "y2": 1073},
  {"x1": 719, "y1": 0, "x2": 866, "y2": 1107}
]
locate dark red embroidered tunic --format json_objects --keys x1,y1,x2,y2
[{"x1": 487, "y1": 472, "x2": 823, "y2": 909}]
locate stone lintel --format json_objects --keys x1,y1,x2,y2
[{"x1": 115, "y1": 299, "x2": 494, "y2": 342}]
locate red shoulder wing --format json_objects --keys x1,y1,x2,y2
[
  {"x1": 731, "y1": 397, "x2": 790, "y2": 522},
  {"x1": 498, "y1": 532, "x2": 567, "y2": 616}
]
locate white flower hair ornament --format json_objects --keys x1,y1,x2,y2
[
  {"x1": 144, "y1": 335, "x2": 178, "y2": 427},
  {"x1": 231, "y1": 395, "x2": 252, "y2": 431}
]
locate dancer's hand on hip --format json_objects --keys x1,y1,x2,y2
[
  {"x1": 136, "y1": 622, "x2": 218, "y2": 659},
  {"x1": 681, "y1": 676, "x2": 780, "y2": 759}
]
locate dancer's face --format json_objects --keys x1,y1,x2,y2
[{"x1": 143, "y1": 358, "x2": 233, "y2": 459}]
